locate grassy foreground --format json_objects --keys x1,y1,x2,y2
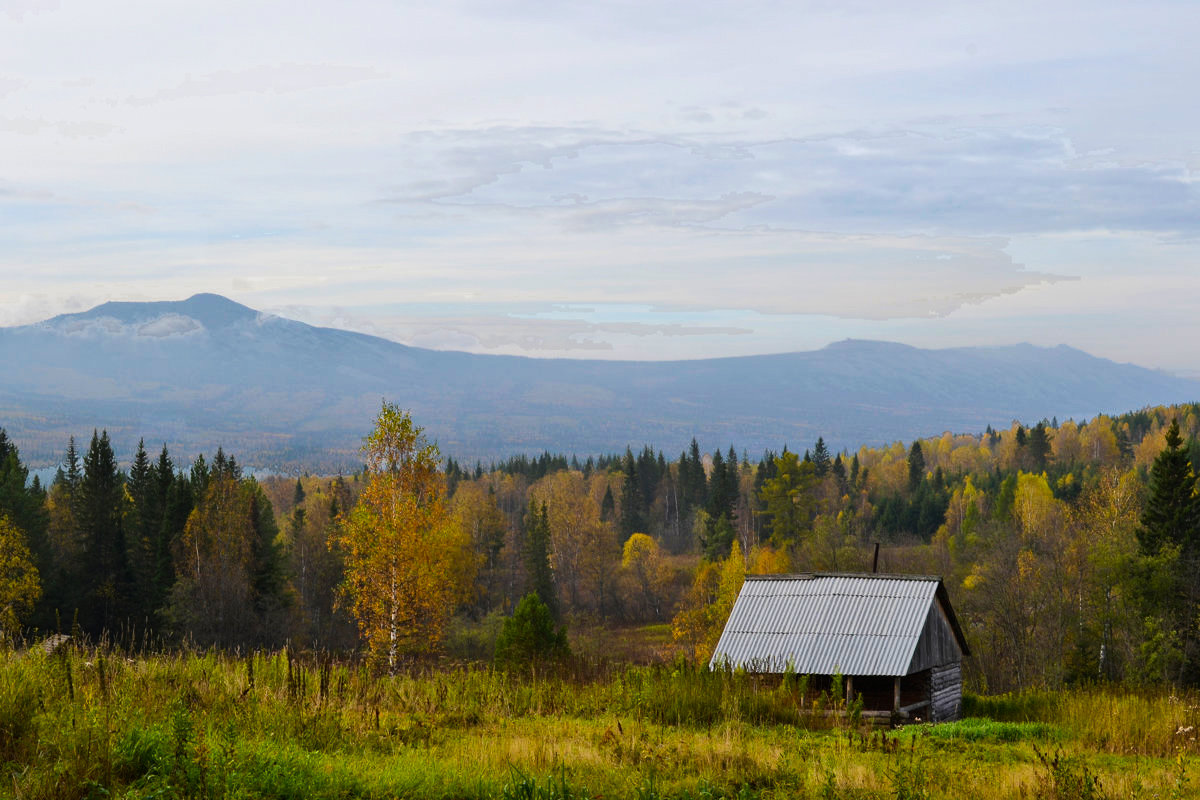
[{"x1": 1, "y1": 644, "x2": 1198, "y2": 799}]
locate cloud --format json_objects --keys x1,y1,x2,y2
[
  {"x1": 2, "y1": 0, "x2": 1199, "y2": 369},
  {"x1": 263, "y1": 304, "x2": 753, "y2": 355}
]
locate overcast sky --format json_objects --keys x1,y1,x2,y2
[{"x1": 2, "y1": 1, "x2": 1198, "y2": 372}]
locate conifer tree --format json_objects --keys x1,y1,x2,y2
[
  {"x1": 907, "y1": 441, "x2": 926, "y2": 492},
  {"x1": 811, "y1": 437, "x2": 831, "y2": 477},
  {"x1": 523, "y1": 500, "x2": 556, "y2": 615},
  {"x1": 831, "y1": 454, "x2": 848, "y2": 496},
  {"x1": 600, "y1": 485, "x2": 615, "y2": 522},
  {"x1": 1137, "y1": 420, "x2": 1198, "y2": 556},
  {"x1": 619, "y1": 449, "x2": 645, "y2": 541},
  {"x1": 0, "y1": 430, "x2": 48, "y2": 570},
  {"x1": 126, "y1": 439, "x2": 159, "y2": 621},
  {"x1": 1028, "y1": 422, "x2": 1053, "y2": 472},
  {"x1": 1137, "y1": 419, "x2": 1200, "y2": 684},
  {"x1": 78, "y1": 429, "x2": 129, "y2": 633}
]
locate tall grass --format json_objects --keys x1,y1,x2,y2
[{"x1": 0, "y1": 641, "x2": 1193, "y2": 799}]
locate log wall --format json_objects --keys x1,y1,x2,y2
[{"x1": 929, "y1": 661, "x2": 962, "y2": 722}]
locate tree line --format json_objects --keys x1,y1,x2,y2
[{"x1": 3, "y1": 402, "x2": 1200, "y2": 690}]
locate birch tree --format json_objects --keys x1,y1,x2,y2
[{"x1": 335, "y1": 403, "x2": 471, "y2": 671}]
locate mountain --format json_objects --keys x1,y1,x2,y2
[{"x1": 1, "y1": 294, "x2": 1197, "y2": 470}]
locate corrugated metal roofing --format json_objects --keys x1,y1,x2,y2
[{"x1": 709, "y1": 573, "x2": 942, "y2": 676}]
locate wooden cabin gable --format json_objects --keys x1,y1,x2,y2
[{"x1": 906, "y1": 595, "x2": 963, "y2": 674}]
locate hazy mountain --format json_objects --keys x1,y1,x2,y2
[{"x1": 1, "y1": 293, "x2": 1196, "y2": 470}]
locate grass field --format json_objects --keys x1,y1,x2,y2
[{"x1": 2, "y1": 642, "x2": 1197, "y2": 799}]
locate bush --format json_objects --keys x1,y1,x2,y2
[{"x1": 494, "y1": 594, "x2": 570, "y2": 669}]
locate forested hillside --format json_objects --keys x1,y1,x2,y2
[
  {"x1": 2, "y1": 403, "x2": 1200, "y2": 692},
  {"x1": 3, "y1": 294, "x2": 1198, "y2": 471}
]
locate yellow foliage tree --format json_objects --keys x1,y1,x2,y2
[
  {"x1": 671, "y1": 540, "x2": 745, "y2": 662},
  {"x1": 335, "y1": 403, "x2": 472, "y2": 671},
  {"x1": 0, "y1": 514, "x2": 40, "y2": 644},
  {"x1": 621, "y1": 532, "x2": 671, "y2": 618}
]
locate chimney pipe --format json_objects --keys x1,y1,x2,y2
[{"x1": 872, "y1": 542, "x2": 880, "y2": 573}]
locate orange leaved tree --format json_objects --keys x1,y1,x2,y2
[{"x1": 334, "y1": 403, "x2": 471, "y2": 672}]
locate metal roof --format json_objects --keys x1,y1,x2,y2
[{"x1": 709, "y1": 573, "x2": 960, "y2": 676}]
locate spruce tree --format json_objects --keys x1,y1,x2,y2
[
  {"x1": 64, "y1": 435, "x2": 82, "y2": 494},
  {"x1": 1028, "y1": 422, "x2": 1052, "y2": 472},
  {"x1": 831, "y1": 455, "x2": 848, "y2": 496},
  {"x1": 1139, "y1": 419, "x2": 1200, "y2": 683},
  {"x1": 619, "y1": 449, "x2": 645, "y2": 541},
  {"x1": 811, "y1": 437, "x2": 831, "y2": 477},
  {"x1": 686, "y1": 438, "x2": 706, "y2": 508},
  {"x1": 600, "y1": 485, "x2": 615, "y2": 522},
  {"x1": 126, "y1": 439, "x2": 158, "y2": 621},
  {"x1": 523, "y1": 501, "x2": 555, "y2": 615},
  {"x1": 907, "y1": 441, "x2": 926, "y2": 492},
  {"x1": 78, "y1": 429, "x2": 129, "y2": 633},
  {"x1": 1138, "y1": 420, "x2": 1199, "y2": 556}
]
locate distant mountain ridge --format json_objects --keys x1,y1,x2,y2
[{"x1": 1, "y1": 294, "x2": 1196, "y2": 471}]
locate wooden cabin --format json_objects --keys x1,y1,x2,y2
[{"x1": 710, "y1": 573, "x2": 969, "y2": 722}]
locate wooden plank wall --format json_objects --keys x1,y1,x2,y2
[
  {"x1": 908, "y1": 597, "x2": 963, "y2": 674},
  {"x1": 929, "y1": 662, "x2": 962, "y2": 722}
]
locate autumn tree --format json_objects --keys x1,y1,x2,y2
[
  {"x1": 671, "y1": 539, "x2": 744, "y2": 661},
  {"x1": 0, "y1": 513, "x2": 40, "y2": 644},
  {"x1": 451, "y1": 482, "x2": 508, "y2": 611},
  {"x1": 169, "y1": 469, "x2": 285, "y2": 647},
  {"x1": 334, "y1": 403, "x2": 472, "y2": 671},
  {"x1": 621, "y1": 532, "x2": 671, "y2": 619},
  {"x1": 531, "y1": 470, "x2": 619, "y2": 617}
]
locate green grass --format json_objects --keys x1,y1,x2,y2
[{"x1": 0, "y1": 644, "x2": 1196, "y2": 799}]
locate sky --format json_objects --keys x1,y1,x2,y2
[{"x1": 2, "y1": 1, "x2": 1199, "y2": 373}]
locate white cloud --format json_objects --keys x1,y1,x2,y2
[{"x1": 0, "y1": 0, "x2": 1198, "y2": 371}]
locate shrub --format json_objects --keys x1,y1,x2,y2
[{"x1": 494, "y1": 594, "x2": 570, "y2": 669}]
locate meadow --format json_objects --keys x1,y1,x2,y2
[{"x1": 1, "y1": 640, "x2": 1197, "y2": 800}]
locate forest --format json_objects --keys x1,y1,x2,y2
[{"x1": 3, "y1": 402, "x2": 1200, "y2": 694}]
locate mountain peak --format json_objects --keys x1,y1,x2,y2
[
  {"x1": 821, "y1": 339, "x2": 919, "y2": 354},
  {"x1": 58, "y1": 293, "x2": 259, "y2": 329}
]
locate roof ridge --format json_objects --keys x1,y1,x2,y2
[{"x1": 744, "y1": 572, "x2": 942, "y2": 582}]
